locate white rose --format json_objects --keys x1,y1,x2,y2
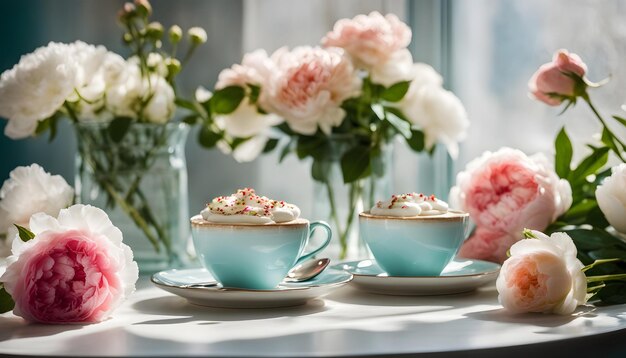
[
  {"x1": 195, "y1": 86, "x2": 213, "y2": 103},
  {"x1": 370, "y1": 49, "x2": 415, "y2": 88},
  {"x1": 266, "y1": 46, "x2": 361, "y2": 135},
  {"x1": 0, "y1": 164, "x2": 74, "y2": 257},
  {"x1": 596, "y1": 163, "x2": 626, "y2": 234},
  {"x1": 215, "y1": 100, "x2": 281, "y2": 139},
  {"x1": 0, "y1": 42, "x2": 79, "y2": 138},
  {"x1": 496, "y1": 230, "x2": 587, "y2": 315},
  {"x1": 142, "y1": 75, "x2": 175, "y2": 124},
  {"x1": 399, "y1": 83, "x2": 469, "y2": 158}
]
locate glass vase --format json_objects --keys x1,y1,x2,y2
[
  {"x1": 74, "y1": 121, "x2": 191, "y2": 273},
  {"x1": 313, "y1": 137, "x2": 393, "y2": 261}
]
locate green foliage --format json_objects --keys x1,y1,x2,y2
[
  {"x1": 380, "y1": 81, "x2": 410, "y2": 102},
  {"x1": 554, "y1": 127, "x2": 573, "y2": 178},
  {"x1": 107, "y1": 117, "x2": 133, "y2": 142},
  {"x1": 0, "y1": 284, "x2": 14, "y2": 314},
  {"x1": 198, "y1": 124, "x2": 221, "y2": 148},
  {"x1": 341, "y1": 145, "x2": 371, "y2": 183},
  {"x1": 14, "y1": 224, "x2": 35, "y2": 242},
  {"x1": 262, "y1": 138, "x2": 279, "y2": 153},
  {"x1": 210, "y1": 86, "x2": 245, "y2": 114}
]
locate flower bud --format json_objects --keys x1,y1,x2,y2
[
  {"x1": 169, "y1": 25, "x2": 183, "y2": 44},
  {"x1": 122, "y1": 32, "x2": 133, "y2": 44},
  {"x1": 134, "y1": 0, "x2": 152, "y2": 17},
  {"x1": 188, "y1": 27, "x2": 207, "y2": 45},
  {"x1": 117, "y1": 3, "x2": 136, "y2": 23},
  {"x1": 165, "y1": 58, "x2": 182, "y2": 77},
  {"x1": 146, "y1": 21, "x2": 164, "y2": 40}
]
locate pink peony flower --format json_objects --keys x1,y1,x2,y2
[
  {"x1": 216, "y1": 49, "x2": 275, "y2": 92},
  {"x1": 322, "y1": 11, "x2": 411, "y2": 70},
  {"x1": 0, "y1": 204, "x2": 138, "y2": 323},
  {"x1": 449, "y1": 148, "x2": 572, "y2": 263},
  {"x1": 265, "y1": 46, "x2": 361, "y2": 135},
  {"x1": 528, "y1": 49, "x2": 587, "y2": 106},
  {"x1": 496, "y1": 230, "x2": 587, "y2": 315}
]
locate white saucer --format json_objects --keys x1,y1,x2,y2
[
  {"x1": 332, "y1": 258, "x2": 500, "y2": 296},
  {"x1": 151, "y1": 268, "x2": 352, "y2": 308}
]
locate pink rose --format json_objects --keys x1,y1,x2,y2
[
  {"x1": 449, "y1": 148, "x2": 572, "y2": 263},
  {"x1": 1, "y1": 204, "x2": 138, "y2": 323},
  {"x1": 216, "y1": 49, "x2": 275, "y2": 91},
  {"x1": 496, "y1": 230, "x2": 587, "y2": 315},
  {"x1": 528, "y1": 49, "x2": 587, "y2": 106},
  {"x1": 322, "y1": 11, "x2": 411, "y2": 70},
  {"x1": 265, "y1": 46, "x2": 361, "y2": 135}
]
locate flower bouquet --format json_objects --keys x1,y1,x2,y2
[
  {"x1": 0, "y1": 0, "x2": 212, "y2": 271},
  {"x1": 452, "y1": 49, "x2": 626, "y2": 313},
  {"x1": 183, "y1": 12, "x2": 469, "y2": 259}
]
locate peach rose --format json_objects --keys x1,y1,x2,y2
[
  {"x1": 0, "y1": 205, "x2": 138, "y2": 323},
  {"x1": 528, "y1": 49, "x2": 587, "y2": 106},
  {"x1": 496, "y1": 230, "x2": 587, "y2": 315},
  {"x1": 265, "y1": 46, "x2": 361, "y2": 135},
  {"x1": 449, "y1": 148, "x2": 572, "y2": 262},
  {"x1": 322, "y1": 11, "x2": 411, "y2": 70}
]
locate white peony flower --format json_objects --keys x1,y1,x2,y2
[
  {"x1": 106, "y1": 61, "x2": 175, "y2": 123},
  {"x1": 265, "y1": 46, "x2": 361, "y2": 135},
  {"x1": 142, "y1": 74, "x2": 176, "y2": 124},
  {"x1": 0, "y1": 42, "x2": 79, "y2": 138},
  {"x1": 496, "y1": 230, "x2": 587, "y2": 315},
  {"x1": 596, "y1": 163, "x2": 626, "y2": 234},
  {"x1": 195, "y1": 86, "x2": 213, "y2": 103},
  {"x1": 215, "y1": 99, "x2": 281, "y2": 139},
  {"x1": 370, "y1": 49, "x2": 416, "y2": 88},
  {"x1": 399, "y1": 83, "x2": 469, "y2": 158},
  {"x1": 0, "y1": 164, "x2": 74, "y2": 257},
  {"x1": 188, "y1": 27, "x2": 208, "y2": 44}
]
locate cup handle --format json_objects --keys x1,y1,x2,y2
[{"x1": 295, "y1": 221, "x2": 332, "y2": 265}]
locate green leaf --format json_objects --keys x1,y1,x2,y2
[
  {"x1": 175, "y1": 97, "x2": 198, "y2": 110},
  {"x1": 296, "y1": 135, "x2": 328, "y2": 160},
  {"x1": 569, "y1": 147, "x2": 609, "y2": 185},
  {"x1": 341, "y1": 145, "x2": 371, "y2": 183},
  {"x1": 612, "y1": 115, "x2": 626, "y2": 127},
  {"x1": 262, "y1": 138, "x2": 279, "y2": 153},
  {"x1": 181, "y1": 114, "x2": 199, "y2": 125},
  {"x1": 198, "y1": 125, "x2": 221, "y2": 148},
  {"x1": 0, "y1": 284, "x2": 14, "y2": 314},
  {"x1": 107, "y1": 117, "x2": 133, "y2": 143},
  {"x1": 381, "y1": 81, "x2": 411, "y2": 102},
  {"x1": 406, "y1": 129, "x2": 425, "y2": 152},
  {"x1": 14, "y1": 224, "x2": 35, "y2": 242},
  {"x1": 248, "y1": 84, "x2": 261, "y2": 104},
  {"x1": 279, "y1": 141, "x2": 294, "y2": 163},
  {"x1": 371, "y1": 104, "x2": 385, "y2": 121},
  {"x1": 210, "y1": 86, "x2": 245, "y2": 114},
  {"x1": 555, "y1": 126, "x2": 573, "y2": 178},
  {"x1": 311, "y1": 159, "x2": 331, "y2": 183},
  {"x1": 384, "y1": 109, "x2": 412, "y2": 139},
  {"x1": 596, "y1": 282, "x2": 626, "y2": 305}
]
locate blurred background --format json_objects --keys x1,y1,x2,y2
[{"x1": 1, "y1": 0, "x2": 625, "y2": 217}]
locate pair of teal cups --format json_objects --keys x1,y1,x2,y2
[{"x1": 191, "y1": 209, "x2": 469, "y2": 290}]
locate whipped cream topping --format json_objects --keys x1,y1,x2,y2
[
  {"x1": 200, "y1": 188, "x2": 301, "y2": 224},
  {"x1": 370, "y1": 193, "x2": 449, "y2": 217}
]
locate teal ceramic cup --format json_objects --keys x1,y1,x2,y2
[
  {"x1": 359, "y1": 211, "x2": 470, "y2": 276},
  {"x1": 191, "y1": 216, "x2": 332, "y2": 289}
]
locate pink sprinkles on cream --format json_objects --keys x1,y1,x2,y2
[{"x1": 376, "y1": 192, "x2": 438, "y2": 210}]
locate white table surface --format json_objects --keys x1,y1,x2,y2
[{"x1": 1, "y1": 277, "x2": 625, "y2": 357}]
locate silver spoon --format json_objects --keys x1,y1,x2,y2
[{"x1": 171, "y1": 258, "x2": 331, "y2": 288}]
